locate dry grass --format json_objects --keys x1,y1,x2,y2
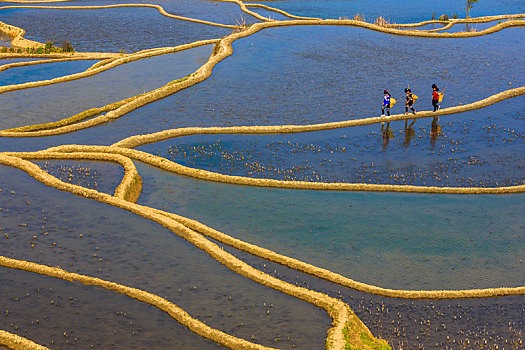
[
  {"x1": 233, "y1": 14, "x2": 249, "y2": 33},
  {"x1": 375, "y1": 16, "x2": 390, "y2": 27},
  {"x1": 353, "y1": 13, "x2": 365, "y2": 22}
]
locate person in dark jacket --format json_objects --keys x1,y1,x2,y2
[{"x1": 404, "y1": 88, "x2": 416, "y2": 115}]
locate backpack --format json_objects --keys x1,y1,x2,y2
[{"x1": 390, "y1": 97, "x2": 397, "y2": 107}]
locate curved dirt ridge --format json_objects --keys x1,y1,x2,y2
[
  {"x1": 52, "y1": 141, "x2": 525, "y2": 195},
  {"x1": 0, "y1": 57, "x2": 103, "y2": 73},
  {"x1": 0, "y1": 153, "x2": 388, "y2": 350},
  {"x1": 10, "y1": 151, "x2": 142, "y2": 202},
  {"x1": 0, "y1": 20, "x2": 43, "y2": 49},
  {"x1": 244, "y1": 2, "x2": 321, "y2": 20},
  {"x1": 0, "y1": 330, "x2": 49, "y2": 350},
  {"x1": 8, "y1": 145, "x2": 525, "y2": 298}
]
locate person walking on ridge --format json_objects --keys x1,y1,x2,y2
[
  {"x1": 404, "y1": 88, "x2": 417, "y2": 115},
  {"x1": 432, "y1": 84, "x2": 440, "y2": 112},
  {"x1": 381, "y1": 90, "x2": 392, "y2": 117},
  {"x1": 404, "y1": 88, "x2": 417, "y2": 128}
]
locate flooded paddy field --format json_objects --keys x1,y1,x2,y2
[
  {"x1": 0, "y1": 165, "x2": 329, "y2": 349},
  {"x1": 140, "y1": 100, "x2": 525, "y2": 187},
  {"x1": 225, "y1": 243, "x2": 525, "y2": 350},
  {"x1": 88, "y1": 25, "x2": 525, "y2": 133},
  {"x1": 0, "y1": 60, "x2": 97, "y2": 87},
  {"x1": 0, "y1": 0, "x2": 523, "y2": 349},
  {"x1": 0, "y1": 3, "x2": 235, "y2": 52},
  {"x1": 136, "y1": 163, "x2": 525, "y2": 291}
]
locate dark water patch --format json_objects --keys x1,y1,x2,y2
[
  {"x1": 33, "y1": 160, "x2": 124, "y2": 196},
  {"x1": 0, "y1": 268, "x2": 224, "y2": 349},
  {"x1": 0, "y1": 45, "x2": 212, "y2": 130},
  {"x1": 0, "y1": 5, "x2": 231, "y2": 53},
  {"x1": 139, "y1": 99, "x2": 525, "y2": 188},
  {"x1": 0, "y1": 0, "x2": 262, "y2": 25},
  {"x1": 136, "y1": 163, "x2": 525, "y2": 291},
  {"x1": 0, "y1": 164, "x2": 330, "y2": 349},
  {"x1": 0, "y1": 59, "x2": 97, "y2": 86}
]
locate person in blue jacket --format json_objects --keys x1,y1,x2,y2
[{"x1": 381, "y1": 90, "x2": 391, "y2": 117}]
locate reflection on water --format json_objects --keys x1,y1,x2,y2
[
  {"x1": 140, "y1": 100, "x2": 525, "y2": 188},
  {"x1": 0, "y1": 60, "x2": 97, "y2": 87},
  {"x1": 0, "y1": 32, "x2": 11, "y2": 46},
  {"x1": 0, "y1": 1, "x2": 524, "y2": 348},
  {"x1": 0, "y1": 165, "x2": 329, "y2": 349},
  {"x1": 98, "y1": 25, "x2": 524, "y2": 139},
  {"x1": 0, "y1": 45, "x2": 212, "y2": 130},
  {"x1": 136, "y1": 162, "x2": 525, "y2": 291}
]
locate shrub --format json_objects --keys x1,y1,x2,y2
[
  {"x1": 61, "y1": 40, "x2": 74, "y2": 52},
  {"x1": 431, "y1": 11, "x2": 437, "y2": 20},
  {"x1": 44, "y1": 40, "x2": 55, "y2": 53},
  {"x1": 438, "y1": 14, "x2": 450, "y2": 21}
]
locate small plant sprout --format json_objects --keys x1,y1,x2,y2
[{"x1": 234, "y1": 14, "x2": 249, "y2": 33}]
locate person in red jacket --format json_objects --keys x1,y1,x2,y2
[{"x1": 432, "y1": 84, "x2": 440, "y2": 112}]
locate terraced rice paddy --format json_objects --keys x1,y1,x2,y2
[{"x1": 0, "y1": 0, "x2": 524, "y2": 349}]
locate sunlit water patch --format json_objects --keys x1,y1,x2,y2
[
  {"x1": 100, "y1": 25, "x2": 524, "y2": 136},
  {"x1": 0, "y1": 45, "x2": 212, "y2": 130},
  {"x1": 0, "y1": 4, "x2": 232, "y2": 53},
  {"x1": 136, "y1": 163, "x2": 525, "y2": 290},
  {"x1": 0, "y1": 60, "x2": 97, "y2": 86},
  {"x1": 0, "y1": 165, "x2": 330, "y2": 349}
]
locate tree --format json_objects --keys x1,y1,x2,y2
[{"x1": 466, "y1": 0, "x2": 479, "y2": 18}]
